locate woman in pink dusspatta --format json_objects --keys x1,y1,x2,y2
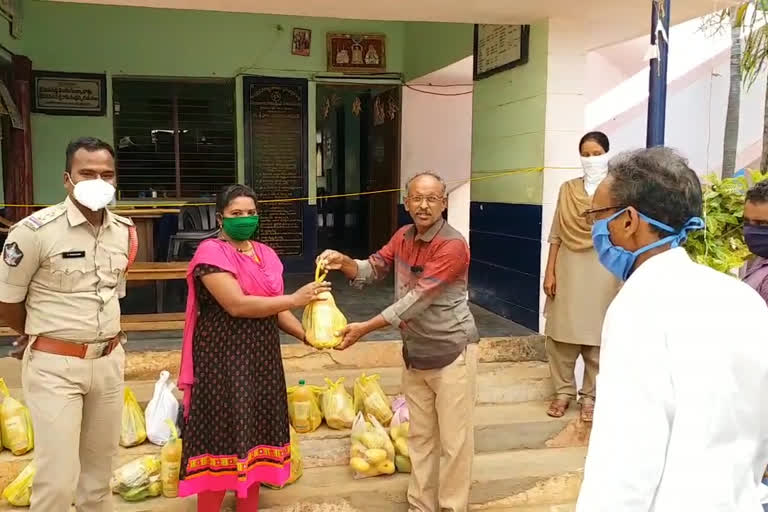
[{"x1": 176, "y1": 184, "x2": 329, "y2": 511}]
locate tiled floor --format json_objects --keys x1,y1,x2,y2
[{"x1": 0, "y1": 272, "x2": 534, "y2": 353}]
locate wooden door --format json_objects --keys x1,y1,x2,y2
[{"x1": 365, "y1": 86, "x2": 400, "y2": 253}]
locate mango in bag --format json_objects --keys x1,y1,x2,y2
[
  {"x1": 2, "y1": 461, "x2": 34, "y2": 506},
  {"x1": 320, "y1": 378, "x2": 355, "y2": 430},
  {"x1": 120, "y1": 387, "x2": 147, "y2": 448},
  {"x1": 0, "y1": 378, "x2": 34, "y2": 456},
  {"x1": 286, "y1": 380, "x2": 323, "y2": 433},
  {"x1": 302, "y1": 263, "x2": 347, "y2": 349},
  {"x1": 160, "y1": 419, "x2": 182, "y2": 498},
  {"x1": 348, "y1": 412, "x2": 396, "y2": 479},
  {"x1": 353, "y1": 373, "x2": 393, "y2": 426},
  {"x1": 389, "y1": 396, "x2": 411, "y2": 473}
]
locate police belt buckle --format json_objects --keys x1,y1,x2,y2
[{"x1": 85, "y1": 341, "x2": 111, "y2": 359}]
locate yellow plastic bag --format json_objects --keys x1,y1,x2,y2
[
  {"x1": 349, "y1": 412, "x2": 395, "y2": 479},
  {"x1": 0, "y1": 378, "x2": 34, "y2": 456},
  {"x1": 263, "y1": 425, "x2": 302, "y2": 489},
  {"x1": 353, "y1": 374, "x2": 393, "y2": 426},
  {"x1": 2, "y1": 461, "x2": 34, "y2": 506},
  {"x1": 302, "y1": 263, "x2": 347, "y2": 349},
  {"x1": 286, "y1": 381, "x2": 323, "y2": 433},
  {"x1": 120, "y1": 387, "x2": 147, "y2": 448},
  {"x1": 320, "y1": 378, "x2": 355, "y2": 430},
  {"x1": 389, "y1": 397, "x2": 411, "y2": 473},
  {"x1": 160, "y1": 419, "x2": 182, "y2": 498},
  {"x1": 111, "y1": 455, "x2": 162, "y2": 502}
]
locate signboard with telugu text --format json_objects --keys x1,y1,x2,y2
[{"x1": 31, "y1": 71, "x2": 107, "y2": 116}]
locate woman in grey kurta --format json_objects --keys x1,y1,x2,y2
[{"x1": 543, "y1": 132, "x2": 621, "y2": 422}]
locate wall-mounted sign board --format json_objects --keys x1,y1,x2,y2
[{"x1": 473, "y1": 24, "x2": 530, "y2": 81}]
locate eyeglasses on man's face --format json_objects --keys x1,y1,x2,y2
[
  {"x1": 581, "y1": 205, "x2": 626, "y2": 225},
  {"x1": 406, "y1": 195, "x2": 444, "y2": 206}
]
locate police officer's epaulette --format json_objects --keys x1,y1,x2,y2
[
  {"x1": 21, "y1": 203, "x2": 67, "y2": 231},
  {"x1": 112, "y1": 213, "x2": 134, "y2": 227}
]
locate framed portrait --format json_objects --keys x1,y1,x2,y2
[
  {"x1": 326, "y1": 33, "x2": 386, "y2": 74},
  {"x1": 292, "y1": 28, "x2": 312, "y2": 57}
]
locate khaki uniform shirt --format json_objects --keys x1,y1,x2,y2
[{"x1": 0, "y1": 197, "x2": 133, "y2": 343}]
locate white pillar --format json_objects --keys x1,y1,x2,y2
[{"x1": 540, "y1": 18, "x2": 589, "y2": 391}]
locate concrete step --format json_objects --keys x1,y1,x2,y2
[
  {"x1": 0, "y1": 447, "x2": 581, "y2": 512},
  {"x1": 6, "y1": 361, "x2": 556, "y2": 410},
  {"x1": 0, "y1": 401, "x2": 590, "y2": 490}
]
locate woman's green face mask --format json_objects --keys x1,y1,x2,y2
[{"x1": 221, "y1": 215, "x2": 259, "y2": 241}]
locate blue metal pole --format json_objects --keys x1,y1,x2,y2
[{"x1": 647, "y1": 0, "x2": 671, "y2": 147}]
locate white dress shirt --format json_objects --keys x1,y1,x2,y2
[{"x1": 577, "y1": 248, "x2": 768, "y2": 512}]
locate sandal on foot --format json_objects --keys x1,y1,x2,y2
[
  {"x1": 580, "y1": 401, "x2": 595, "y2": 422},
  {"x1": 547, "y1": 399, "x2": 570, "y2": 418}
]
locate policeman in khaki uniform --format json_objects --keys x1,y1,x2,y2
[{"x1": 0, "y1": 137, "x2": 137, "y2": 512}]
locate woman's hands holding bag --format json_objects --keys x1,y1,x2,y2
[{"x1": 291, "y1": 281, "x2": 332, "y2": 308}]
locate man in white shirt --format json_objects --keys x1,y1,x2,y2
[{"x1": 576, "y1": 147, "x2": 768, "y2": 512}]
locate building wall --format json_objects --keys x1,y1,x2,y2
[
  {"x1": 403, "y1": 22, "x2": 473, "y2": 81},
  {"x1": 469, "y1": 21, "x2": 549, "y2": 331},
  {"x1": 586, "y1": 16, "x2": 767, "y2": 175},
  {"x1": 17, "y1": 1, "x2": 407, "y2": 204},
  {"x1": 400, "y1": 82, "x2": 473, "y2": 239}
]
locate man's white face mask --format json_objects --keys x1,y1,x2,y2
[
  {"x1": 581, "y1": 153, "x2": 610, "y2": 196},
  {"x1": 68, "y1": 174, "x2": 116, "y2": 212}
]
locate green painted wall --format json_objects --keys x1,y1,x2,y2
[
  {"x1": 20, "y1": 1, "x2": 407, "y2": 204},
  {"x1": 470, "y1": 21, "x2": 549, "y2": 205},
  {"x1": 403, "y1": 22, "x2": 473, "y2": 81}
]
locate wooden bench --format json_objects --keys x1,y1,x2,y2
[{"x1": 0, "y1": 262, "x2": 189, "y2": 337}]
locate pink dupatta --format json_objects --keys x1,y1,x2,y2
[{"x1": 178, "y1": 238, "x2": 284, "y2": 419}]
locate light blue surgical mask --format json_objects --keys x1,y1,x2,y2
[{"x1": 591, "y1": 208, "x2": 704, "y2": 281}]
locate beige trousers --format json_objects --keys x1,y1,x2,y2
[
  {"x1": 22, "y1": 342, "x2": 125, "y2": 512},
  {"x1": 546, "y1": 337, "x2": 599, "y2": 402},
  {"x1": 403, "y1": 343, "x2": 478, "y2": 512}
]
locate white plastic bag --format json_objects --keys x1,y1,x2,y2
[{"x1": 144, "y1": 371, "x2": 179, "y2": 446}]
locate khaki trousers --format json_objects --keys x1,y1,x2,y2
[
  {"x1": 22, "y1": 342, "x2": 125, "y2": 512},
  {"x1": 546, "y1": 337, "x2": 599, "y2": 402},
  {"x1": 403, "y1": 344, "x2": 478, "y2": 512}
]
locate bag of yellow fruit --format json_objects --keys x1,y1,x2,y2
[
  {"x1": 389, "y1": 397, "x2": 411, "y2": 473},
  {"x1": 320, "y1": 378, "x2": 355, "y2": 430},
  {"x1": 2, "y1": 461, "x2": 35, "y2": 506},
  {"x1": 0, "y1": 378, "x2": 34, "y2": 456},
  {"x1": 286, "y1": 380, "x2": 323, "y2": 433},
  {"x1": 353, "y1": 373, "x2": 393, "y2": 426},
  {"x1": 264, "y1": 425, "x2": 303, "y2": 489},
  {"x1": 302, "y1": 262, "x2": 347, "y2": 349},
  {"x1": 349, "y1": 412, "x2": 396, "y2": 479}
]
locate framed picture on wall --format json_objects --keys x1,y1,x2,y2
[
  {"x1": 31, "y1": 71, "x2": 107, "y2": 116},
  {"x1": 292, "y1": 28, "x2": 312, "y2": 57},
  {"x1": 326, "y1": 33, "x2": 386, "y2": 73},
  {"x1": 473, "y1": 24, "x2": 530, "y2": 80}
]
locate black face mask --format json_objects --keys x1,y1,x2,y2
[{"x1": 745, "y1": 224, "x2": 768, "y2": 258}]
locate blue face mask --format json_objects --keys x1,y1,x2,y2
[{"x1": 591, "y1": 208, "x2": 704, "y2": 281}]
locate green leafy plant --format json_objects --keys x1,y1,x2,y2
[{"x1": 686, "y1": 169, "x2": 768, "y2": 273}]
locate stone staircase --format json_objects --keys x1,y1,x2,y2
[{"x1": 0, "y1": 337, "x2": 590, "y2": 511}]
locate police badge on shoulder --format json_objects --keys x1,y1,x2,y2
[{"x1": 3, "y1": 242, "x2": 23, "y2": 267}]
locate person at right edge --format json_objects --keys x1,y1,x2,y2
[
  {"x1": 0, "y1": 137, "x2": 135, "y2": 512},
  {"x1": 317, "y1": 171, "x2": 478, "y2": 512},
  {"x1": 742, "y1": 179, "x2": 768, "y2": 305},
  {"x1": 576, "y1": 147, "x2": 768, "y2": 511},
  {"x1": 543, "y1": 131, "x2": 621, "y2": 422}
]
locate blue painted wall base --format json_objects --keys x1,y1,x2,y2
[{"x1": 469, "y1": 202, "x2": 542, "y2": 331}]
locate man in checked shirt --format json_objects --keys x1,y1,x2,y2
[{"x1": 318, "y1": 171, "x2": 479, "y2": 512}]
